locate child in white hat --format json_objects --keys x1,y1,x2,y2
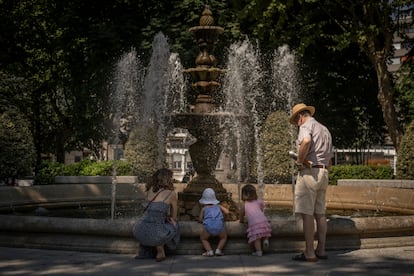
[{"x1": 198, "y1": 188, "x2": 230, "y2": 256}]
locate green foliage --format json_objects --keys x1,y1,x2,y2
[
  {"x1": 260, "y1": 111, "x2": 294, "y2": 183},
  {"x1": 396, "y1": 120, "x2": 414, "y2": 179},
  {"x1": 124, "y1": 126, "x2": 159, "y2": 182},
  {"x1": 35, "y1": 160, "x2": 133, "y2": 184},
  {"x1": 395, "y1": 60, "x2": 414, "y2": 130},
  {"x1": 78, "y1": 160, "x2": 112, "y2": 176},
  {"x1": 0, "y1": 0, "x2": 144, "y2": 164},
  {"x1": 235, "y1": 0, "x2": 409, "y2": 148},
  {"x1": 302, "y1": 44, "x2": 385, "y2": 148},
  {"x1": 0, "y1": 109, "x2": 36, "y2": 184},
  {"x1": 34, "y1": 161, "x2": 65, "y2": 185},
  {"x1": 1, "y1": 0, "x2": 411, "y2": 168},
  {"x1": 329, "y1": 165, "x2": 393, "y2": 185},
  {"x1": 78, "y1": 160, "x2": 132, "y2": 176},
  {"x1": 115, "y1": 161, "x2": 133, "y2": 176},
  {"x1": 62, "y1": 160, "x2": 95, "y2": 176}
]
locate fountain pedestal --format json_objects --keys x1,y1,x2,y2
[{"x1": 172, "y1": 113, "x2": 239, "y2": 221}]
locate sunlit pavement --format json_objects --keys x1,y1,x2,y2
[{"x1": 1, "y1": 246, "x2": 414, "y2": 275}]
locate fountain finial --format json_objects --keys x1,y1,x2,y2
[{"x1": 200, "y1": 6, "x2": 214, "y2": 26}]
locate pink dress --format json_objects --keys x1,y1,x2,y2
[{"x1": 244, "y1": 200, "x2": 271, "y2": 243}]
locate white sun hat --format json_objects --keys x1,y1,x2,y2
[{"x1": 199, "y1": 188, "x2": 220, "y2": 205}]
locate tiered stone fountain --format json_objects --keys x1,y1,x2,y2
[{"x1": 171, "y1": 6, "x2": 238, "y2": 220}]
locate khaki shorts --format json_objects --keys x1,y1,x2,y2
[{"x1": 294, "y1": 167, "x2": 329, "y2": 215}]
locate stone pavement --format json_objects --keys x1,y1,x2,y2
[{"x1": 1, "y1": 246, "x2": 414, "y2": 275}]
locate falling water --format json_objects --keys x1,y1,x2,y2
[
  {"x1": 271, "y1": 45, "x2": 301, "y2": 113},
  {"x1": 108, "y1": 33, "x2": 186, "y2": 219},
  {"x1": 222, "y1": 41, "x2": 303, "y2": 202},
  {"x1": 112, "y1": 48, "x2": 145, "y2": 141},
  {"x1": 167, "y1": 53, "x2": 188, "y2": 114},
  {"x1": 141, "y1": 32, "x2": 171, "y2": 168},
  {"x1": 271, "y1": 45, "x2": 302, "y2": 216},
  {"x1": 222, "y1": 38, "x2": 266, "y2": 198},
  {"x1": 110, "y1": 48, "x2": 145, "y2": 219},
  {"x1": 271, "y1": 45, "x2": 302, "y2": 172}
]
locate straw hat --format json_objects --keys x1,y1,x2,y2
[
  {"x1": 199, "y1": 188, "x2": 219, "y2": 205},
  {"x1": 289, "y1": 103, "x2": 315, "y2": 124}
]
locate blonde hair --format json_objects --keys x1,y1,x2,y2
[{"x1": 241, "y1": 184, "x2": 258, "y2": 201}]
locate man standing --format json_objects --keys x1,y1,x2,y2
[{"x1": 289, "y1": 103, "x2": 333, "y2": 262}]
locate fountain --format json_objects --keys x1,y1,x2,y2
[
  {"x1": 171, "y1": 6, "x2": 239, "y2": 220},
  {"x1": 0, "y1": 5, "x2": 413, "y2": 256}
]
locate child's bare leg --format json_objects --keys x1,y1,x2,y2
[
  {"x1": 216, "y1": 230, "x2": 228, "y2": 250},
  {"x1": 253, "y1": 239, "x2": 262, "y2": 252},
  {"x1": 200, "y1": 229, "x2": 212, "y2": 251}
]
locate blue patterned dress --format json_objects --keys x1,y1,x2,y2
[{"x1": 133, "y1": 201, "x2": 180, "y2": 257}]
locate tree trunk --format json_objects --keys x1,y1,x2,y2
[
  {"x1": 370, "y1": 55, "x2": 404, "y2": 151},
  {"x1": 363, "y1": 25, "x2": 404, "y2": 151}
]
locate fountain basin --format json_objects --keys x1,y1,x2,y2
[
  {"x1": 0, "y1": 215, "x2": 413, "y2": 255},
  {"x1": 0, "y1": 179, "x2": 413, "y2": 254}
]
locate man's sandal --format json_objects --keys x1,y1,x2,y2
[
  {"x1": 292, "y1": 253, "x2": 318, "y2": 262},
  {"x1": 315, "y1": 251, "x2": 328, "y2": 259}
]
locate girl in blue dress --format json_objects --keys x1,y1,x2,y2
[
  {"x1": 133, "y1": 168, "x2": 180, "y2": 262},
  {"x1": 198, "y1": 188, "x2": 229, "y2": 256}
]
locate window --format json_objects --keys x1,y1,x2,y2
[
  {"x1": 173, "y1": 161, "x2": 182, "y2": 169},
  {"x1": 391, "y1": 57, "x2": 400, "y2": 64},
  {"x1": 173, "y1": 154, "x2": 182, "y2": 169}
]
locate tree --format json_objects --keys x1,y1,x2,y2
[
  {"x1": 233, "y1": 0, "x2": 413, "y2": 150},
  {"x1": 301, "y1": 44, "x2": 387, "y2": 148},
  {"x1": 316, "y1": 0, "x2": 411, "y2": 150},
  {"x1": 0, "y1": 0, "x2": 244, "y2": 171},
  {"x1": 0, "y1": 0, "x2": 147, "y2": 167},
  {"x1": 0, "y1": 109, "x2": 36, "y2": 185}
]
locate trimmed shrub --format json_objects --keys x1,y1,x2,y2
[
  {"x1": 260, "y1": 111, "x2": 294, "y2": 184},
  {"x1": 0, "y1": 109, "x2": 36, "y2": 185},
  {"x1": 124, "y1": 125, "x2": 160, "y2": 182},
  {"x1": 79, "y1": 160, "x2": 133, "y2": 176},
  {"x1": 396, "y1": 120, "x2": 414, "y2": 179},
  {"x1": 34, "y1": 161, "x2": 65, "y2": 185},
  {"x1": 35, "y1": 160, "x2": 133, "y2": 184},
  {"x1": 329, "y1": 164, "x2": 393, "y2": 185}
]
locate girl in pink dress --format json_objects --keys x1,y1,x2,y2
[{"x1": 239, "y1": 184, "x2": 271, "y2": 256}]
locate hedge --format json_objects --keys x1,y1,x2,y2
[{"x1": 328, "y1": 164, "x2": 393, "y2": 185}]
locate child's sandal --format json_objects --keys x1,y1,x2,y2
[
  {"x1": 202, "y1": 250, "x2": 214, "y2": 257},
  {"x1": 215, "y1": 249, "x2": 224, "y2": 256}
]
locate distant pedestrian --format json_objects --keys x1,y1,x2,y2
[
  {"x1": 239, "y1": 184, "x2": 271, "y2": 256},
  {"x1": 198, "y1": 188, "x2": 229, "y2": 256}
]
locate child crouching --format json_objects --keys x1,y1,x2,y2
[
  {"x1": 239, "y1": 184, "x2": 271, "y2": 256},
  {"x1": 198, "y1": 188, "x2": 230, "y2": 256}
]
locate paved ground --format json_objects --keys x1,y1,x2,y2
[{"x1": 1, "y1": 246, "x2": 414, "y2": 275}]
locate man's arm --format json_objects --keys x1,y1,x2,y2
[{"x1": 297, "y1": 136, "x2": 312, "y2": 168}]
